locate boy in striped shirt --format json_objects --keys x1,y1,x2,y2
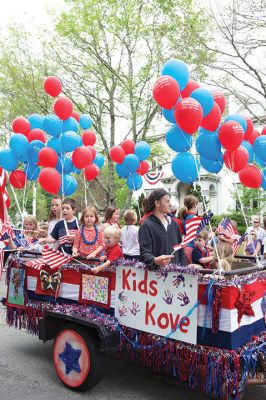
[{"x1": 39, "y1": 198, "x2": 79, "y2": 255}]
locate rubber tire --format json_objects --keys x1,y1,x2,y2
[{"x1": 53, "y1": 323, "x2": 103, "y2": 391}]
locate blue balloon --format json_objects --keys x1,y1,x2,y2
[
  {"x1": 56, "y1": 156, "x2": 74, "y2": 174},
  {"x1": 24, "y1": 163, "x2": 40, "y2": 181},
  {"x1": 0, "y1": 149, "x2": 18, "y2": 171},
  {"x1": 28, "y1": 114, "x2": 44, "y2": 130},
  {"x1": 190, "y1": 88, "x2": 214, "y2": 117},
  {"x1": 43, "y1": 114, "x2": 62, "y2": 137},
  {"x1": 93, "y1": 153, "x2": 105, "y2": 169},
  {"x1": 116, "y1": 162, "x2": 129, "y2": 178},
  {"x1": 254, "y1": 154, "x2": 266, "y2": 168},
  {"x1": 166, "y1": 125, "x2": 192, "y2": 152},
  {"x1": 80, "y1": 114, "x2": 93, "y2": 129},
  {"x1": 172, "y1": 152, "x2": 199, "y2": 184},
  {"x1": 134, "y1": 141, "x2": 151, "y2": 161},
  {"x1": 224, "y1": 114, "x2": 247, "y2": 133},
  {"x1": 61, "y1": 131, "x2": 82, "y2": 153},
  {"x1": 47, "y1": 137, "x2": 62, "y2": 155},
  {"x1": 27, "y1": 140, "x2": 45, "y2": 163},
  {"x1": 72, "y1": 167, "x2": 81, "y2": 174},
  {"x1": 60, "y1": 174, "x2": 78, "y2": 196},
  {"x1": 200, "y1": 155, "x2": 223, "y2": 173},
  {"x1": 161, "y1": 59, "x2": 189, "y2": 91},
  {"x1": 253, "y1": 136, "x2": 266, "y2": 162},
  {"x1": 241, "y1": 140, "x2": 254, "y2": 163},
  {"x1": 162, "y1": 108, "x2": 176, "y2": 124},
  {"x1": 9, "y1": 134, "x2": 28, "y2": 161},
  {"x1": 123, "y1": 154, "x2": 140, "y2": 173},
  {"x1": 261, "y1": 169, "x2": 266, "y2": 190},
  {"x1": 126, "y1": 173, "x2": 143, "y2": 191},
  {"x1": 196, "y1": 132, "x2": 221, "y2": 161},
  {"x1": 62, "y1": 117, "x2": 79, "y2": 133}
]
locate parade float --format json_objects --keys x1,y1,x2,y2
[{"x1": 0, "y1": 60, "x2": 266, "y2": 399}]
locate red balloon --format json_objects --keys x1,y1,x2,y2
[
  {"x1": 211, "y1": 90, "x2": 226, "y2": 114},
  {"x1": 43, "y1": 76, "x2": 62, "y2": 97},
  {"x1": 181, "y1": 80, "x2": 200, "y2": 98},
  {"x1": 137, "y1": 161, "x2": 150, "y2": 175},
  {"x1": 86, "y1": 145, "x2": 96, "y2": 160},
  {"x1": 72, "y1": 146, "x2": 93, "y2": 169},
  {"x1": 247, "y1": 129, "x2": 260, "y2": 145},
  {"x1": 9, "y1": 170, "x2": 26, "y2": 189},
  {"x1": 121, "y1": 139, "x2": 135, "y2": 155},
  {"x1": 153, "y1": 75, "x2": 180, "y2": 109},
  {"x1": 261, "y1": 126, "x2": 266, "y2": 135},
  {"x1": 201, "y1": 102, "x2": 221, "y2": 131},
  {"x1": 12, "y1": 117, "x2": 30, "y2": 136},
  {"x1": 218, "y1": 121, "x2": 244, "y2": 151},
  {"x1": 53, "y1": 97, "x2": 73, "y2": 120},
  {"x1": 38, "y1": 167, "x2": 61, "y2": 194},
  {"x1": 238, "y1": 164, "x2": 262, "y2": 189},
  {"x1": 109, "y1": 146, "x2": 125, "y2": 164},
  {"x1": 28, "y1": 129, "x2": 46, "y2": 143},
  {"x1": 174, "y1": 98, "x2": 203, "y2": 134},
  {"x1": 71, "y1": 110, "x2": 80, "y2": 122},
  {"x1": 82, "y1": 130, "x2": 96, "y2": 146},
  {"x1": 84, "y1": 164, "x2": 99, "y2": 181},
  {"x1": 38, "y1": 147, "x2": 58, "y2": 168},
  {"x1": 244, "y1": 117, "x2": 253, "y2": 141},
  {"x1": 223, "y1": 146, "x2": 249, "y2": 172}
]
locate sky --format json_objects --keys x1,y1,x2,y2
[{"x1": 0, "y1": 0, "x2": 66, "y2": 33}]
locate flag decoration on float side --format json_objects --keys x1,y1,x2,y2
[{"x1": 26, "y1": 245, "x2": 73, "y2": 270}]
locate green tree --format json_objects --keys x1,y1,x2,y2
[{"x1": 55, "y1": 0, "x2": 213, "y2": 208}]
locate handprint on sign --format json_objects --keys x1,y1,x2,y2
[
  {"x1": 129, "y1": 302, "x2": 140, "y2": 316},
  {"x1": 163, "y1": 290, "x2": 173, "y2": 305},
  {"x1": 177, "y1": 291, "x2": 190, "y2": 306},
  {"x1": 118, "y1": 291, "x2": 128, "y2": 304},
  {"x1": 155, "y1": 269, "x2": 168, "y2": 282},
  {"x1": 173, "y1": 274, "x2": 185, "y2": 288},
  {"x1": 118, "y1": 306, "x2": 127, "y2": 317}
]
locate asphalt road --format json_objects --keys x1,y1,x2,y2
[{"x1": 0, "y1": 273, "x2": 265, "y2": 400}]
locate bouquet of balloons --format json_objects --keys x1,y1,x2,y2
[
  {"x1": 153, "y1": 59, "x2": 266, "y2": 190},
  {"x1": 109, "y1": 139, "x2": 151, "y2": 191},
  {"x1": 0, "y1": 76, "x2": 105, "y2": 196}
]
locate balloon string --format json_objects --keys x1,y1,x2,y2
[
  {"x1": 228, "y1": 170, "x2": 262, "y2": 267},
  {"x1": 194, "y1": 157, "x2": 222, "y2": 269},
  {"x1": 84, "y1": 173, "x2": 88, "y2": 207},
  {"x1": 59, "y1": 137, "x2": 64, "y2": 199},
  {"x1": 128, "y1": 173, "x2": 141, "y2": 220},
  {"x1": 6, "y1": 173, "x2": 23, "y2": 220}
]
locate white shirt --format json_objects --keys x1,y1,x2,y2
[
  {"x1": 121, "y1": 225, "x2": 140, "y2": 256},
  {"x1": 245, "y1": 226, "x2": 266, "y2": 242}
]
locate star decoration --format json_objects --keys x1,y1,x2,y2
[
  {"x1": 59, "y1": 342, "x2": 81, "y2": 375},
  {"x1": 235, "y1": 290, "x2": 255, "y2": 324}
]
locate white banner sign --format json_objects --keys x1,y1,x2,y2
[{"x1": 115, "y1": 266, "x2": 198, "y2": 344}]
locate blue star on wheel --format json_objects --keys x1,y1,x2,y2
[{"x1": 59, "y1": 342, "x2": 81, "y2": 375}]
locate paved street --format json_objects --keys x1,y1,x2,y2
[{"x1": 0, "y1": 273, "x2": 265, "y2": 400}]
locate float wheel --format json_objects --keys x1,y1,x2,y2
[{"x1": 53, "y1": 324, "x2": 103, "y2": 391}]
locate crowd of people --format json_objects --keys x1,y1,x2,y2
[{"x1": 2, "y1": 188, "x2": 266, "y2": 273}]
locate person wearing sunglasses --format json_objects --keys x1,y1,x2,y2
[
  {"x1": 245, "y1": 216, "x2": 265, "y2": 243},
  {"x1": 243, "y1": 230, "x2": 261, "y2": 256}
]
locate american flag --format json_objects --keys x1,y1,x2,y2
[
  {"x1": 173, "y1": 212, "x2": 213, "y2": 251},
  {"x1": 0, "y1": 167, "x2": 10, "y2": 211},
  {"x1": 58, "y1": 229, "x2": 77, "y2": 245},
  {"x1": 26, "y1": 245, "x2": 72, "y2": 270},
  {"x1": 217, "y1": 218, "x2": 246, "y2": 255}
]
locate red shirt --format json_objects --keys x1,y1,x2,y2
[
  {"x1": 105, "y1": 243, "x2": 124, "y2": 263},
  {"x1": 74, "y1": 226, "x2": 104, "y2": 257},
  {"x1": 172, "y1": 217, "x2": 184, "y2": 235}
]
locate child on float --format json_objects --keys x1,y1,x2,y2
[
  {"x1": 72, "y1": 206, "x2": 104, "y2": 259},
  {"x1": 9, "y1": 215, "x2": 38, "y2": 249},
  {"x1": 180, "y1": 195, "x2": 199, "y2": 263},
  {"x1": 47, "y1": 197, "x2": 62, "y2": 236},
  {"x1": 39, "y1": 198, "x2": 79, "y2": 254},
  {"x1": 191, "y1": 230, "x2": 213, "y2": 269},
  {"x1": 101, "y1": 206, "x2": 121, "y2": 232},
  {"x1": 212, "y1": 242, "x2": 234, "y2": 272},
  {"x1": 121, "y1": 210, "x2": 140, "y2": 260},
  {"x1": 91, "y1": 226, "x2": 123, "y2": 274},
  {"x1": 28, "y1": 222, "x2": 49, "y2": 253}
]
